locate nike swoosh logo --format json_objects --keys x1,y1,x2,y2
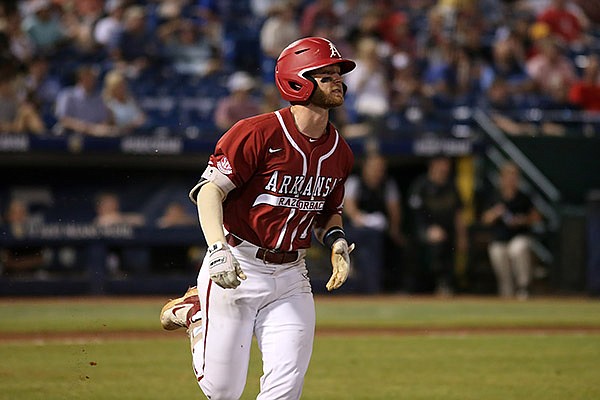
[
  {"x1": 309, "y1": 138, "x2": 318, "y2": 142},
  {"x1": 268, "y1": 147, "x2": 283, "y2": 153}
]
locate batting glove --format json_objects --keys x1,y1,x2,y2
[
  {"x1": 326, "y1": 239, "x2": 355, "y2": 291},
  {"x1": 207, "y1": 241, "x2": 247, "y2": 289}
]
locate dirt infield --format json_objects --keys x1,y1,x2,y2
[
  {"x1": 2, "y1": 294, "x2": 599, "y2": 344},
  {"x1": 2, "y1": 325, "x2": 600, "y2": 344}
]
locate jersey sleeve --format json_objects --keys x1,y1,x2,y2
[
  {"x1": 321, "y1": 143, "x2": 354, "y2": 218},
  {"x1": 189, "y1": 120, "x2": 263, "y2": 203}
]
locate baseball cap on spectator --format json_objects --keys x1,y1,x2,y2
[{"x1": 227, "y1": 71, "x2": 255, "y2": 92}]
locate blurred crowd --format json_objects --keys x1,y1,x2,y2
[
  {"x1": 0, "y1": 0, "x2": 599, "y2": 138},
  {"x1": 1, "y1": 0, "x2": 597, "y2": 297}
]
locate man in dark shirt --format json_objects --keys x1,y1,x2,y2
[
  {"x1": 344, "y1": 153, "x2": 403, "y2": 293},
  {"x1": 481, "y1": 162, "x2": 541, "y2": 299},
  {"x1": 408, "y1": 156, "x2": 467, "y2": 296}
]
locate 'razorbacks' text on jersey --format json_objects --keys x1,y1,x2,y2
[{"x1": 190, "y1": 107, "x2": 354, "y2": 251}]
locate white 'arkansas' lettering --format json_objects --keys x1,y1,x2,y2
[
  {"x1": 313, "y1": 176, "x2": 326, "y2": 197},
  {"x1": 290, "y1": 176, "x2": 305, "y2": 195},
  {"x1": 278, "y1": 175, "x2": 292, "y2": 194},
  {"x1": 301, "y1": 176, "x2": 313, "y2": 197},
  {"x1": 322, "y1": 177, "x2": 333, "y2": 196},
  {"x1": 264, "y1": 170, "x2": 278, "y2": 192}
]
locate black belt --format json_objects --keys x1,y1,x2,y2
[{"x1": 225, "y1": 233, "x2": 299, "y2": 264}]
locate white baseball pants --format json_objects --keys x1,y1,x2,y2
[{"x1": 191, "y1": 239, "x2": 315, "y2": 400}]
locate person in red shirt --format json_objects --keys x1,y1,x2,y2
[
  {"x1": 160, "y1": 37, "x2": 356, "y2": 400},
  {"x1": 569, "y1": 54, "x2": 600, "y2": 111},
  {"x1": 537, "y1": 0, "x2": 585, "y2": 45}
]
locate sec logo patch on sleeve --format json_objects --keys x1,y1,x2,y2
[{"x1": 217, "y1": 157, "x2": 233, "y2": 175}]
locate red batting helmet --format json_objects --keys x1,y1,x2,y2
[{"x1": 275, "y1": 37, "x2": 356, "y2": 103}]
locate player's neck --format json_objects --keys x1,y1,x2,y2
[{"x1": 289, "y1": 104, "x2": 328, "y2": 139}]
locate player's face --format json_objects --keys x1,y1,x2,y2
[{"x1": 308, "y1": 65, "x2": 344, "y2": 109}]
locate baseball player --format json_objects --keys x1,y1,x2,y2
[{"x1": 159, "y1": 37, "x2": 356, "y2": 400}]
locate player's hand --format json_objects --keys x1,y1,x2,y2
[
  {"x1": 326, "y1": 239, "x2": 355, "y2": 291},
  {"x1": 207, "y1": 241, "x2": 247, "y2": 289}
]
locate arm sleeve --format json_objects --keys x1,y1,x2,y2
[{"x1": 189, "y1": 121, "x2": 262, "y2": 204}]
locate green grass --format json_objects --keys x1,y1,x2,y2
[
  {"x1": 1, "y1": 335, "x2": 599, "y2": 399},
  {"x1": 2, "y1": 296, "x2": 600, "y2": 334},
  {"x1": 1, "y1": 296, "x2": 600, "y2": 399},
  {"x1": 315, "y1": 296, "x2": 600, "y2": 328}
]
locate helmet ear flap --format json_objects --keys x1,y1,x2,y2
[{"x1": 305, "y1": 74, "x2": 318, "y2": 98}]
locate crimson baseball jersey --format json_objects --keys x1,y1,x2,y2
[{"x1": 190, "y1": 107, "x2": 354, "y2": 251}]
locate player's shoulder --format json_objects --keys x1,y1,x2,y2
[
  {"x1": 228, "y1": 111, "x2": 280, "y2": 138},
  {"x1": 331, "y1": 126, "x2": 354, "y2": 161},
  {"x1": 239, "y1": 111, "x2": 277, "y2": 128},
  {"x1": 335, "y1": 129, "x2": 353, "y2": 153}
]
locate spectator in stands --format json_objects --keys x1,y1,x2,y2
[
  {"x1": 0, "y1": 62, "x2": 46, "y2": 134},
  {"x1": 259, "y1": 1, "x2": 300, "y2": 82},
  {"x1": 482, "y1": 78, "x2": 538, "y2": 136},
  {"x1": 3, "y1": 10, "x2": 35, "y2": 63},
  {"x1": 344, "y1": 36, "x2": 390, "y2": 126},
  {"x1": 251, "y1": 0, "x2": 298, "y2": 19},
  {"x1": 94, "y1": 192, "x2": 145, "y2": 227},
  {"x1": 259, "y1": 2, "x2": 300, "y2": 60},
  {"x1": 21, "y1": 0, "x2": 67, "y2": 54},
  {"x1": 54, "y1": 65, "x2": 115, "y2": 136},
  {"x1": 537, "y1": 0, "x2": 587, "y2": 48},
  {"x1": 0, "y1": 74, "x2": 19, "y2": 133},
  {"x1": 481, "y1": 162, "x2": 541, "y2": 299},
  {"x1": 344, "y1": 152, "x2": 404, "y2": 293},
  {"x1": 488, "y1": 31, "x2": 533, "y2": 98},
  {"x1": 422, "y1": 40, "x2": 466, "y2": 108},
  {"x1": 378, "y1": 10, "x2": 416, "y2": 59},
  {"x1": 156, "y1": 201, "x2": 196, "y2": 229},
  {"x1": 23, "y1": 56, "x2": 62, "y2": 114},
  {"x1": 111, "y1": 5, "x2": 161, "y2": 78},
  {"x1": 525, "y1": 36, "x2": 577, "y2": 105},
  {"x1": 407, "y1": 155, "x2": 468, "y2": 296},
  {"x1": 568, "y1": 54, "x2": 600, "y2": 112},
  {"x1": 93, "y1": 191, "x2": 146, "y2": 277},
  {"x1": 13, "y1": 90, "x2": 46, "y2": 134},
  {"x1": 345, "y1": 9, "x2": 384, "y2": 48},
  {"x1": 102, "y1": 70, "x2": 146, "y2": 134},
  {"x1": 0, "y1": 199, "x2": 49, "y2": 276},
  {"x1": 214, "y1": 71, "x2": 261, "y2": 131},
  {"x1": 329, "y1": 0, "x2": 371, "y2": 39},
  {"x1": 391, "y1": 58, "x2": 434, "y2": 127},
  {"x1": 299, "y1": 0, "x2": 338, "y2": 37},
  {"x1": 159, "y1": 18, "x2": 221, "y2": 77},
  {"x1": 60, "y1": 0, "x2": 104, "y2": 55},
  {"x1": 93, "y1": 0, "x2": 126, "y2": 49},
  {"x1": 194, "y1": 0, "x2": 224, "y2": 47}
]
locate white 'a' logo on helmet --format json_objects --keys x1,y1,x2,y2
[{"x1": 329, "y1": 42, "x2": 341, "y2": 58}]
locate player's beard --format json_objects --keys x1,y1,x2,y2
[{"x1": 309, "y1": 86, "x2": 344, "y2": 109}]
